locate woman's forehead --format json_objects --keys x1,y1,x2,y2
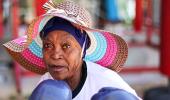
[{"x1": 43, "y1": 30, "x2": 76, "y2": 41}]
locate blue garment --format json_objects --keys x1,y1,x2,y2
[
  {"x1": 29, "y1": 79, "x2": 72, "y2": 100},
  {"x1": 105, "y1": 0, "x2": 120, "y2": 22}
]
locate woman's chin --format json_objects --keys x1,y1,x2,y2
[{"x1": 51, "y1": 73, "x2": 67, "y2": 80}]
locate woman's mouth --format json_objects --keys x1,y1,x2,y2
[{"x1": 49, "y1": 65, "x2": 66, "y2": 72}]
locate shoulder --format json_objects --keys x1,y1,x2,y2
[
  {"x1": 85, "y1": 61, "x2": 121, "y2": 79},
  {"x1": 38, "y1": 72, "x2": 53, "y2": 84},
  {"x1": 85, "y1": 61, "x2": 127, "y2": 86},
  {"x1": 85, "y1": 61, "x2": 139, "y2": 98}
]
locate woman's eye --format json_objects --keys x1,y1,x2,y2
[
  {"x1": 62, "y1": 43, "x2": 70, "y2": 49},
  {"x1": 43, "y1": 43, "x2": 53, "y2": 49}
]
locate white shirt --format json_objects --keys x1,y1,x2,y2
[{"x1": 39, "y1": 61, "x2": 141, "y2": 100}]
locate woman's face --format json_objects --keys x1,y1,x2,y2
[{"x1": 42, "y1": 30, "x2": 82, "y2": 80}]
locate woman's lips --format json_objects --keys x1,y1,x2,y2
[{"x1": 50, "y1": 65, "x2": 66, "y2": 72}]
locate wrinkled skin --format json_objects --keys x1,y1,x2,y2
[{"x1": 42, "y1": 30, "x2": 83, "y2": 90}]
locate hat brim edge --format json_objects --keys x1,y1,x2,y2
[
  {"x1": 110, "y1": 34, "x2": 128, "y2": 72},
  {"x1": 3, "y1": 45, "x2": 47, "y2": 75}
]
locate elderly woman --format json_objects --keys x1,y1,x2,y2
[{"x1": 3, "y1": 0, "x2": 141, "y2": 100}]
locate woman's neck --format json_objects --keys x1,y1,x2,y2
[{"x1": 66, "y1": 62, "x2": 83, "y2": 91}]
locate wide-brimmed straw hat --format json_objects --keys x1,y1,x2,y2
[{"x1": 3, "y1": 0, "x2": 128, "y2": 74}]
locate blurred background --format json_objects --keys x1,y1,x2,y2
[{"x1": 0, "y1": 0, "x2": 170, "y2": 100}]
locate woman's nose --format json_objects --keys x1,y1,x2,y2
[{"x1": 51, "y1": 47, "x2": 63, "y2": 59}]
